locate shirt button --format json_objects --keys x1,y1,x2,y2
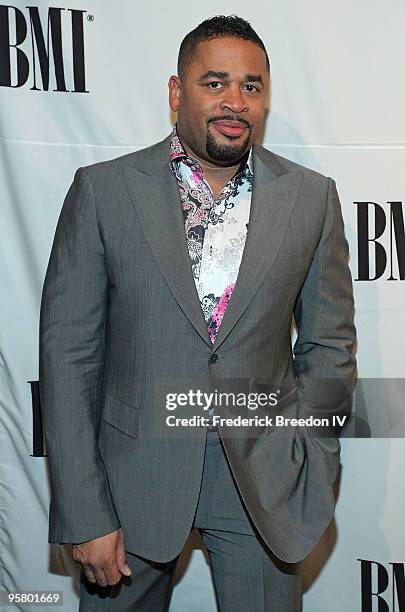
[{"x1": 209, "y1": 354, "x2": 219, "y2": 364}]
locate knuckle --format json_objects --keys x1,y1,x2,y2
[
  {"x1": 73, "y1": 554, "x2": 84, "y2": 565},
  {"x1": 108, "y1": 574, "x2": 121, "y2": 586}
]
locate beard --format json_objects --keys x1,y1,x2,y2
[{"x1": 206, "y1": 125, "x2": 251, "y2": 164}]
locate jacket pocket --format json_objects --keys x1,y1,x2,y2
[{"x1": 101, "y1": 392, "x2": 140, "y2": 439}]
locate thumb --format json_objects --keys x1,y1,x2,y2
[{"x1": 116, "y1": 532, "x2": 132, "y2": 576}]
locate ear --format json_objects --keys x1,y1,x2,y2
[{"x1": 168, "y1": 75, "x2": 182, "y2": 112}]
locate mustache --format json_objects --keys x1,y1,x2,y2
[{"x1": 208, "y1": 116, "x2": 251, "y2": 129}]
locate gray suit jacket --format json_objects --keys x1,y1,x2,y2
[{"x1": 39, "y1": 133, "x2": 356, "y2": 564}]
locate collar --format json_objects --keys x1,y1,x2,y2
[{"x1": 169, "y1": 123, "x2": 253, "y2": 176}]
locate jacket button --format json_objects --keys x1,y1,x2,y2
[{"x1": 209, "y1": 354, "x2": 219, "y2": 364}]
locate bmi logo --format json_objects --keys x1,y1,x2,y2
[
  {"x1": 359, "y1": 559, "x2": 405, "y2": 611},
  {"x1": 0, "y1": 5, "x2": 89, "y2": 92},
  {"x1": 355, "y1": 202, "x2": 405, "y2": 280}
]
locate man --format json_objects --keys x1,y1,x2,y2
[{"x1": 39, "y1": 15, "x2": 356, "y2": 612}]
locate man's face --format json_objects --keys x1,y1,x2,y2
[{"x1": 169, "y1": 36, "x2": 269, "y2": 166}]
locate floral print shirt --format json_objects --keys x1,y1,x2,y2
[{"x1": 169, "y1": 124, "x2": 254, "y2": 346}]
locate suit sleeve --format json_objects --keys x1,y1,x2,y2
[
  {"x1": 292, "y1": 177, "x2": 357, "y2": 449},
  {"x1": 39, "y1": 168, "x2": 121, "y2": 544}
]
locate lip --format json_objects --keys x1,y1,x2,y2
[{"x1": 211, "y1": 120, "x2": 247, "y2": 137}]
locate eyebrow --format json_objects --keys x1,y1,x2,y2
[
  {"x1": 199, "y1": 70, "x2": 263, "y2": 85},
  {"x1": 200, "y1": 71, "x2": 228, "y2": 80}
]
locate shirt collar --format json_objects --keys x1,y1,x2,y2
[{"x1": 169, "y1": 123, "x2": 253, "y2": 176}]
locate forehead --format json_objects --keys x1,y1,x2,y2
[{"x1": 189, "y1": 36, "x2": 268, "y2": 76}]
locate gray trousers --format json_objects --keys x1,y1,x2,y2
[{"x1": 79, "y1": 431, "x2": 302, "y2": 611}]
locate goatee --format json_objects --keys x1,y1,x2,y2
[{"x1": 206, "y1": 130, "x2": 250, "y2": 164}]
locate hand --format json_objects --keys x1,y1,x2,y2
[{"x1": 72, "y1": 527, "x2": 132, "y2": 587}]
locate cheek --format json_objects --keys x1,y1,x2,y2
[
  {"x1": 249, "y1": 108, "x2": 265, "y2": 129},
  {"x1": 199, "y1": 95, "x2": 223, "y2": 116},
  {"x1": 190, "y1": 106, "x2": 213, "y2": 128}
]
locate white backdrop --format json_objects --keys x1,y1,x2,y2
[{"x1": 1, "y1": 2, "x2": 404, "y2": 610}]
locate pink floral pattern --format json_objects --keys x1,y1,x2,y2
[{"x1": 208, "y1": 284, "x2": 235, "y2": 343}]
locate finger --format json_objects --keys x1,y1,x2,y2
[
  {"x1": 103, "y1": 562, "x2": 122, "y2": 586},
  {"x1": 116, "y1": 545, "x2": 132, "y2": 577},
  {"x1": 82, "y1": 565, "x2": 97, "y2": 584},
  {"x1": 92, "y1": 567, "x2": 108, "y2": 588}
]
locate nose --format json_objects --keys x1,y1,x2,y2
[{"x1": 220, "y1": 84, "x2": 248, "y2": 113}]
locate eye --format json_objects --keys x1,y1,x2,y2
[
  {"x1": 242, "y1": 83, "x2": 260, "y2": 92},
  {"x1": 207, "y1": 81, "x2": 224, "y2": 89}
]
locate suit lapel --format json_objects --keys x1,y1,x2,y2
[
  {"x1": 122, "y1": 135, "x2": 303, "y2": 352},
  {"x1": 211, "y1": 146, "x2": 303, "y2": 350},
  {"x1": 122, "y1": 136, "x2": 212, "y2": 347}
]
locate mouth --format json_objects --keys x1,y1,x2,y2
[{"x1": 210, "y1": 120, "x2": 248, "y2": 138}]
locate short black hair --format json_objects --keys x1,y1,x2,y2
[{"x1": 177, "y1": 15, "x2": 270, "y2": 78}]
